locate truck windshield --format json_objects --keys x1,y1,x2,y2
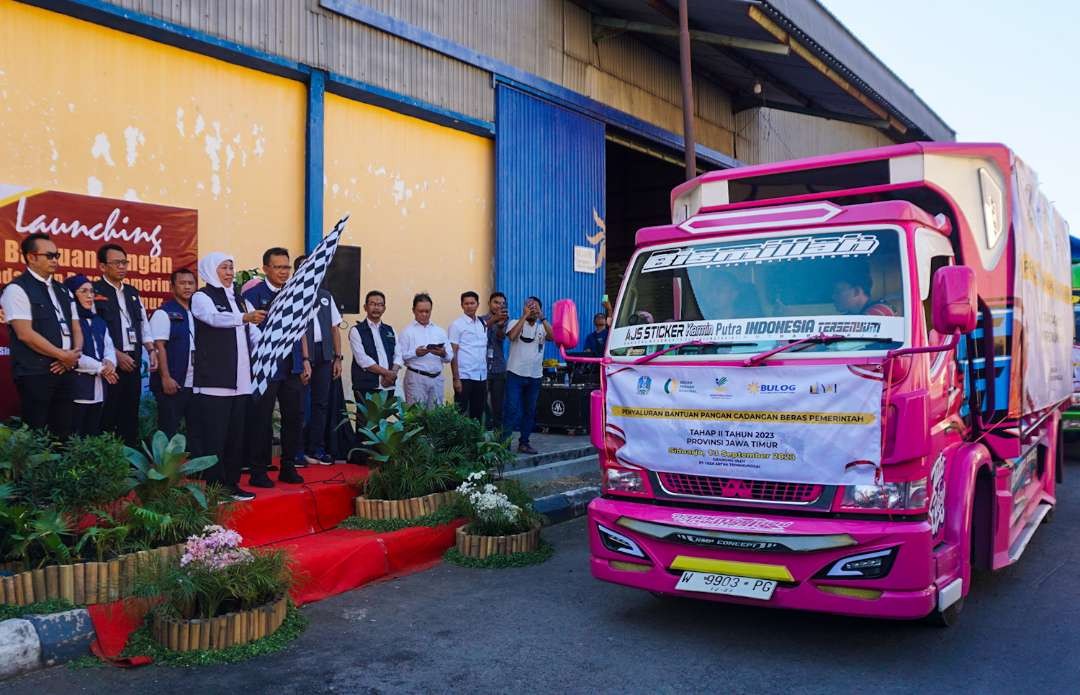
[{"x1": 609, "y1": 228, "x2": 907, "y2": 357}]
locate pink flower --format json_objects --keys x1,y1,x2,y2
[{"x1": 180, "y1": 525, "x2": 253, "y2": 571}]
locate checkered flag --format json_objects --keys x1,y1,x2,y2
[{"x1": 250, "y1": 215, "x2": 348, "y2": 396}]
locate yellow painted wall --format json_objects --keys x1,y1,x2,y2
[
  {"x1": 0, "y1": 2, "x2": 306, "y2": 270},
  {"x1": 323, "y1": 94, "x2": 494, "y2": 394}
]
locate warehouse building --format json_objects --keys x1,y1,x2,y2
[{"x1": 0, "y1": 0, "x2": 952, "y2": 356}]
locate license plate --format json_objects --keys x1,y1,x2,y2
[{"x1": 676, "y1": 571, "x2": 777, "y2": 600}]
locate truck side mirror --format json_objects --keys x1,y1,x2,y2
[
  {"x1": 552, "y1": 299, "x2": 580, "y2": 350},
  {"x1": 931, "y1": 265, "x2": 978, "y2": 334}
]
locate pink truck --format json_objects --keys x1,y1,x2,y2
[{"x1": 553, "y1": 142, "x2": 1072, "y2": 624}]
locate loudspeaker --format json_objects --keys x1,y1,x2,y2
[{"x1": 323, "y1": 245, "x2": 361, "y2": 314}]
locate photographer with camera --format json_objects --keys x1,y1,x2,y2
[{"x1": 503, "y1": 296, "x2": 552, "y2": 454}]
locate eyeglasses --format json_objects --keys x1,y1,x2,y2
[
  {"x1": 74, "y1": 287, "x2": 94, "y2": 295},
  {"x1": 105, "y1": 259, "x2": 129, "y2": 267},
  {"x1": 33, "y1": 252, "x2": 61, "y2": 260},
  {"x1": 269, "y1": 265, "x2": 292, "y2": 271}
]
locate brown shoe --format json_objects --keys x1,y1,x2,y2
[{"x1": 517, "y1": 443, "x2": 538, "y2": 455}]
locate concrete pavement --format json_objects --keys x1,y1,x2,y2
[{"x1": 8, "y1": 472, "x2": 1080, "y2": 694}]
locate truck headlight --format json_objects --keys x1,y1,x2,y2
[
  {"x1": 605, "y1": 468, "x2": 645, "y2": 493},
  {"x1": 841, "y1": 478, "x2": 927, "y2": 511},
  {"x1": 596, "y1": 523, "x2": 647, "y2": 558},
  {"x1": 817, "y1": 547, "x2": 898, "y2": 579}
]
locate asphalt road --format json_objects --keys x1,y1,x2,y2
[{"x1": 9, "y1": 466, "x2": 1080, "y2": 695}]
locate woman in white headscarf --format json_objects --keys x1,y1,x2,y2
[{"x1": 189, "y1": 252, "x2": 266, "y2": 501}]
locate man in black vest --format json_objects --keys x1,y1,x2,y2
[
  {"x1": 348, "y1": 290, "x2": 399, "y2": 405},
  {"x1": 294, "y1": 254, "x2": 343, "y2": 465},
  {"x1": 241, "y1": 248, "x2": 306, "y2": 487},
  {"x1": 149, "y1": 268, "x2": 197, "y2": 439},
  {"x1": 95, "y1": 243, "x2": 157, "y2": 447},
  {"x1": 0, "y1": 233, "x2": 83, "y2": 438}
]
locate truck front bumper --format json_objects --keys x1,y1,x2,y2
[{"x1": 588, "y1": 496, "x2": 939, "y2": 620}]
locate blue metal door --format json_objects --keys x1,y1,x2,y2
[{"x1": 496, "y1": 85, "x2": 606, "y2": 356}]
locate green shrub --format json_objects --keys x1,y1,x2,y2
[
  {"x1": 18, "y1": 433, "x2": 131, "y2": 512},
  {"x1": 126, "y1": 432, "x2": 218, "y2": 508},
  {"x1": 138, "y1": 396, "x2": 159, "y2": 445},
  {"x1": 362, "y1": 438, "x2": 457, "y2": 500},
  {"x1": 0, "y1": 424, "x2": 57, "y2": 484}
]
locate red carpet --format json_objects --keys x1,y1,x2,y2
[
  {"x1": 88, "y1": 461, "x2": 462, "y2": 663},
  {"x1": 229, "y1": 463, "x2": 368, "y2": 546}
]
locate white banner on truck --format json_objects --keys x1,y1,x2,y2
[
  {"x1": 609, "y1": 315, "x2": 905, "y2": 351},
  {"x1": 606, "y1": 365, "x2": 883, "y2": 486},
  {"x1": 1013, "y1": 159, "x2": 1072, "y2": 411}
]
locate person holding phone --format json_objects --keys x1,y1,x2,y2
[
  {"x1": 395, "y1": 292, "x2": 453, "y2": 407},
  {"x1": 481, "y1": 291, "x2": 509, "y2": 432},
  {"x1": 503, "y1": 296, "x2": 552, "y2": 454}
]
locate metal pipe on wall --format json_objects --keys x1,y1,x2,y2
[{"x1": 677, "y1": 0, "x2": 697, "y2": 180}]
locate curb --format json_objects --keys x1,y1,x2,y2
[
  {"x1": 504, "y1": 455, "x2": 599, "y2": 485},
  {"x1": 535, "y1": 486, "x2": 601, "y2": 525},
  {"x1": 0, "y1": 608, "x2": 95, "y2": 682}
]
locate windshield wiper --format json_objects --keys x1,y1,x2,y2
[
  {"x1": 743, "y1": 334, "x2": 846, "y2": 367},
  {"x1": 632, "y1": 340, "x2": 758, "y2": 365}
]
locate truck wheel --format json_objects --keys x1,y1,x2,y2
[{"x1": 928, "y1": 597, "x2": 964, "y2": 627}]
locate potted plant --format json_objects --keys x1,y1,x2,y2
[
  {"x1": 135, "y1": 525, "x2": 293, "y2": 652},
  {"x1": 452, "y1": 472, "x2": 542, "y2": 559},
  {"x1": 0, "y1": 429, "x2": 228, "y2": 608},
  {"x1": 350, "y1": 393, "x2": 459, "y2": 520}
]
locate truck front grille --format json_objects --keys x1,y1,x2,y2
[{"x1": 657, "y1": 472, "x2": 824, "y2": 505}]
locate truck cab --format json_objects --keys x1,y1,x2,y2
[{"x1": 554, "y1": 143, "x2": 1071, "y2": 623}]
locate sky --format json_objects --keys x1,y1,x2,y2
[{"x1": 820, "y1": 0, "x2": 1079, "y2": 231}]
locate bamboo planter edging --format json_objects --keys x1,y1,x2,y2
[
  {"x1": 150, "y1": 594, "x2": 289, "y2": 652},
  {"x1": 454, "y1": 523, "x2": 541, "y2": 559},
  {"x1": 354, "y1": 490, "x2": 457, "y2": 520},
  {"x1": 0, "y1": 543, "x2": 185, "y2": 607}
]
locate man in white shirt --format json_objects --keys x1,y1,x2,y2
[
  {"x1": 504, "y1": 296, "x2": 552, "y2": 454},
  {"x1": 348, "y1": 290, "x2": 399, "y2": 403},
  {"x1": 94, "y1": 243, "x2": 157, "y2": 447},
  {"x1": 449, "y1": 291, "x2": 488, "y2": 420},
  {"x1": 395, "y1": 292, "x2": 453, "y2": 407},
  {"x1": 149, "y1": 268, "x2": 198, "y2": 439},
  {"x1": 0, "y1": 233, "x2": 83, "y2": 438}
]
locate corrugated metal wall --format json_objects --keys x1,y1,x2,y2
[
  {"x1": 108, "y1": 0, "x2": 495, "y2": 122},
  {"x1": 495, "y1": 85, "x2": 605, "y2": 354},
  {"x1": 734, "y1": 107, "x2": 895, "y2": 164},
  {"x1": 107, "y1": 0, "x2": 736, "y2": 156}
]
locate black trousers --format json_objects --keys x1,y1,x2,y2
[
  {"x1": 190, "y1": 394, "x2": 246, "y2": 488},
  {"x1": 455, "y1": 378, "x2": 487, "y2": 420},
  {"x1": 15, "y1": 372, "x2": 74, "y2": 439},
  {"x1": 72, "y1": 402, "x2": 103, "y2": 437},
  {"x1": 245, "y1": 374, "x2": 303, "y2": 475},
  {"x1": 101, "y1": 352, "x2": 141, "y2": 447},
  {"x1": 305, "y1": 357, "x2": 333, "y2": 454},
  {"x1": 155, "y1": 387, "x2": 196, "y2": 440},
  {"x1": 487, "y1": 372, "x2": 506, "y2": 431}
]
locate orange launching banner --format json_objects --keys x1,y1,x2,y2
[{"x1": 0, "y1": 186, "x2": 198, "y2": 418}]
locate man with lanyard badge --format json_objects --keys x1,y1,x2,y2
[
  {"x1": 94, "y1": 243, "x2": 157, "y2": 447},
  {"x1": 149, "y1": 268, "x2": 198, "y2": 439},
  {"x1": 1, "y1": 233, "x2": 83, "y2": 438}
]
